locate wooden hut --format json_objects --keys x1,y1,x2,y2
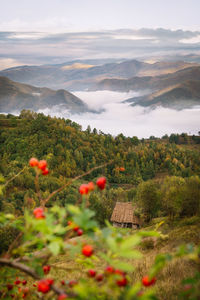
[{"x1": 110, "y1": 202, "x2": 140, "y2": 229}]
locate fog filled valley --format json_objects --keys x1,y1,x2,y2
[
  {"x1": 38, "y1": 90, "x2": 200, "y2": 138},
  {"x1": 1, "y1": 56, "x2": 200, "y2": 138}
]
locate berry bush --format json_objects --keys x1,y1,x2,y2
[{"x1": 0, "y1": 158, "x2": 199, "y2": 299}]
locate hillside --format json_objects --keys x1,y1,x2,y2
[
  {"x1": 0, "y1": 59, "x2": 197, "y2": 91},
  {"x1": 125, "y1": 80, "x2": 200, "y2": 109},
  {"x1": 0, "y1": 112, "x2": 200, "y2": 217},
  {"x1": 93, "y1": 66, "x2": 200, "y2": 92},
  {"x1": 0, "y1": 76, "x2": 89, "y2": 114}
]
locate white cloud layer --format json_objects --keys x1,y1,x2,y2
[{"x1": 37, "y1": 91, "x2": 200, "y2": 138}]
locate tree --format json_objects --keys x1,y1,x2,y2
[
  {"x1": 161, "y1": 176, "x2": 185, "y2": 218},
  {"x1": 136, "y1": 180, "x2": 160, "y2": 222},
  {"x1": 181, "y1": 176, "x2": 200, "y2": 216}
]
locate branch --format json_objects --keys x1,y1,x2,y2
[
  {"x1": 4, "y1": 166, "x2": 27, "y2": 187},
  {"x1": 0, "y1": 258, "x2": 66, "y2": 295},
  {"x1": 5, "y1": 232, "x2": 23, "y2": 258},
  {"x1": 41, "y1": 160, "x2": 113, "y2": 206},
  {"x1": 0, "y1": 258, "x2": 40, "y2": 280}
]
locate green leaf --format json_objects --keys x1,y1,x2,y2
[
  {"x1": 67, "y1": 205, "x2": 81, "y2": 215},
  {"x1": 126, "y1": 282, "x2": 142, "y2": 300},
  {"x1": 48, "y1": 241, "x2": 61, "y2": 255},
  {"x1": 112, "y1": 261, "x2": 134, "y2": 272},
  {"x1": 106, "y1": 237, "x2": 118, "y2": 252},
  {"x1": 120, "y1": 235, "x2": 141, "y2": 250},
  {"x1": 118, "y1": 249, "x2": 142, "y2": 259},
  {"x1": 139, "y1": 231, "x2": 160, "y2": 237}
]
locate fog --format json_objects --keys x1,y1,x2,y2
[{"x1": 38, "y1": 91, "x2": 200, "y2": 138}]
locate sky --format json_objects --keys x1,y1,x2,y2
[
  {"x1": 1, "y1": 0, "x2": 200, "y2": 68},
  {"x1": 1, "y1": 0, "x2": 200, "y2": 32}
]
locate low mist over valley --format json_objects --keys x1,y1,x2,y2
[{"x1": 0, "y1": 26, "x2": 200, "y2": 138}]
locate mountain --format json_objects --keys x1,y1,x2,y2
[
  {"x1": 0, "y1": 76, "x2": 89, "y2": 114},
  {"x1": 92, "y1": 66, "x2": 200, "y2": 92},
  {"x1": 0, "y1": 59, "x2": 197, "y2": 91},
  {"x1": 124, "y1": 80, "x2": 200, "y2": 109}
]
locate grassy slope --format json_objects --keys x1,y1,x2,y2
[{"x1": 46, "y1": 216, "x2": 200, "y2": 300}]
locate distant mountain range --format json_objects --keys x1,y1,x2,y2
[
  {"x1": 1, "y1": 58, "x2": 200, "y2": 111},
  {"x1": 0, "y1": 76, "x2": 89, "y2": 114},
  {"x1": 0, "y1": 59, "x2": 197, "y2": 91}
]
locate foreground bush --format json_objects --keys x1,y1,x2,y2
[{"x1": 0, "y1": 159, "x2": 199, "y2": 299}]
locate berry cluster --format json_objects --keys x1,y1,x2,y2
[
  {"x1": 7, "y1": 278, "x2": 28, "y2": 298},
  {"x1": 29, "y1": 158, "x2": 49, "y2": 175},
  {"x1": 43, "y1": 265, "x2": 51, "y2": 275},
  {"x1": 37, "y1": 278, "x2": 54, "y2": 293},
  {"x1": 79, "y1": 177, "x2": 106, "y2": 195},
  {"x1": 87, "y1": 266, "x2": 129, "y2": 287},
  {"x1": 67, "y1": 220, "x2": 84, "y2": 236}
]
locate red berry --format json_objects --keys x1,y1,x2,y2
[
  {"x1": 73, "y1": 225, "x2": 80, "y2": 232},
  {"x1": 33, "y1": 207, "x2": 45, "y2": 219},
  {"x1": 46, "y1": 279, "x2": 54, "y2": 286},
  {"x1": 29, "y1": 157, "x2": 38, "y2": 167},
  {"x1": 142, "y1": 276, "x2": 156, "y2": 287},
  {"x1": 33, "y1": 283, "x2": 37, "y2": 287},
  {"x1": 58, "y1": 294, "x2": 68, "y2": 300},
  {"x1": 37, "y1": 280, "x2": 51, "y2": 294},
  {"x1": 67, "y1": 220, "x2": 72, "y2": 226},
  {"x1": 105, "y1": 266, "x2": 115, "y2": 274},
  {"x1": 61, "y1": 280, "x2": 65, "y2": 285},
  {"x1": 77, "y1": 229, "x2": 83, "y2": 236},
  {"x1": 42, "y1": 168, "x2": 49, "y2": 175},
  {"x1": 116, "y1": 276, "x2": 128, "y2": 287},
  {"x1": 14, "y1": 279, "x2": 21, "y2": 285},
  {"x1": 82, "y1": 244, "x2": 93, "y2": 257},
  {"x1": 96, "y1": 177, "x2": 106, "y2": 190},
  {"x1": 88, "y1": 182, "x2": 95, "y2": 192},
  {"x1": 22, "y1": 280, "x2": 27, "y2": 285},
  {"x1": 88, "y1": 269, "x2": 96, "y2": 278},
  {"x1": 79, "y1": 184, "x2": 89, "y2": 195},
  {"x1": 43, "y1": 265, "x2": 51, "y2": 274},
  {"x1": 96, "y1": 274, "x2": 103, "y2": 282},
  {"x1": 119, "y1": 167, "x2": 125, "y2": 172},
  {"x1": 7, "y1": 284, "x2": 13, "y2": 290},
  {"x1": 38, "y1": 160, "x2": 47, "y2": 171}
]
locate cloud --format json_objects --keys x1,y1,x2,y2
[
  {"x1": 0, "y1": 29, "x2": 200, "y2": 67},
  {"x1": 36, "y1": 91, "x2": 200, "y2": 138},
  {"x1": 0, "y1": 58, "x2": 23, "y2": 70},
  {"x1": 180, "y1": 35, "x2": 200, "y2": 44}
]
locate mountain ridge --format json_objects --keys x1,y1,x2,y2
[
  {"x1": 0, "y1": 59, "x2": 197, "y2": 91},
  {"x1": 0, "y1": 76, "x2": 89, "y2": 114}
]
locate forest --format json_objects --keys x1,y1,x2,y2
[{"x1": 0, "y1": 110, "x2": 200, "y2": 223}]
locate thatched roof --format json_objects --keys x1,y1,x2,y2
[{"x1": 110, "y1": 202, "x2": 139, "y2": 224}]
